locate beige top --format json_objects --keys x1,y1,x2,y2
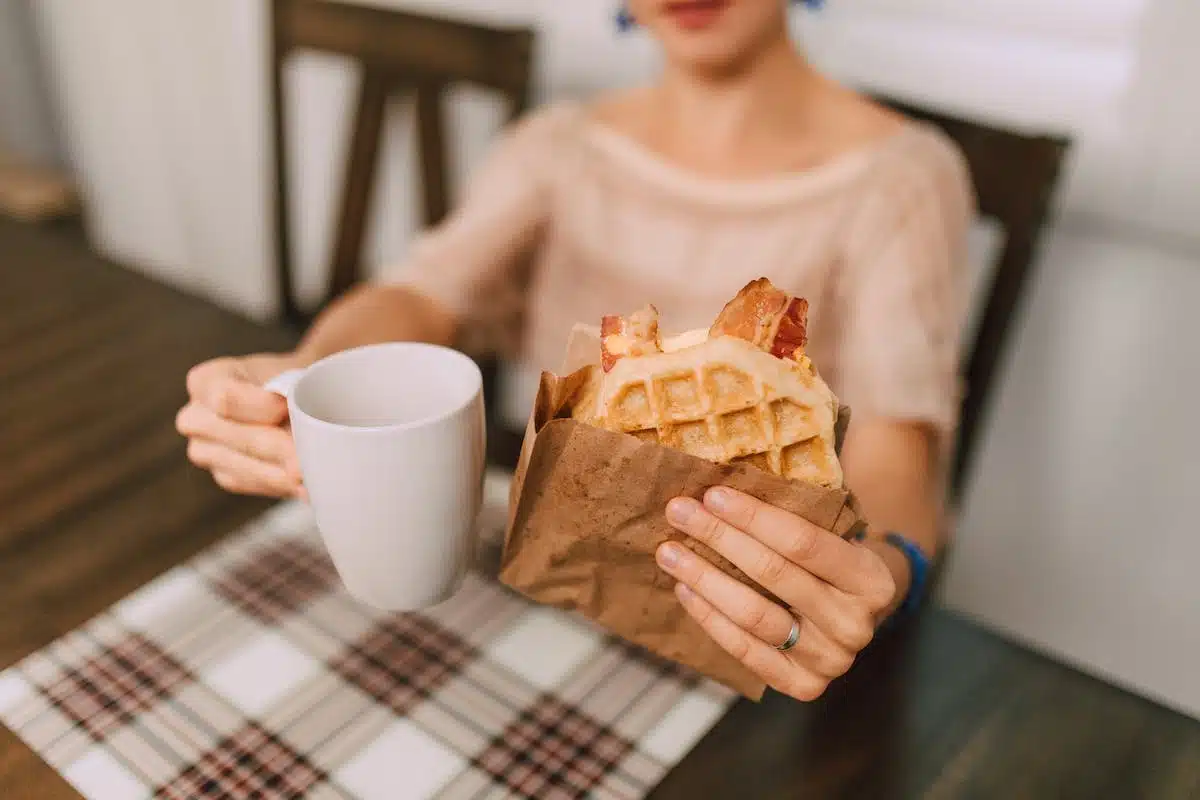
[{"x1": 383, "y1": 102, "x2": 975, "y2": 440}]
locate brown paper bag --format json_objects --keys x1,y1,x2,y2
[{"x1": 499, "y1": 326, "x2": 866, "y2": 700}]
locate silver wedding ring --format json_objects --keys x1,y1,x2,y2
[{"x1": 776, "y1": 617, "x2": 801, "y2": 652}]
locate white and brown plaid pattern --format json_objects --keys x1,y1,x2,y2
[
  {"x1": 0, "y1": 472, "x2": 736, "y2": 799},
  {"x1": 43, "y1": 633, "x2": 193, "y2": 742},
  {"x1": 332, "y1": 615, "x2": 477, "y2": 717},
  {"x1": 211, "y1": 538, "x2": 340, "y2": 624},
  {"x1": 474, "y1": 695, "x2": 631, "y2": 799},
  {"x1": 158, "y1": 722, "x2": 326, "y2": 800}
]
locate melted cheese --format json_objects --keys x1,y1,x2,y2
[{"x1": 662, "y1": 328, "x2": 708, "y2": 352}]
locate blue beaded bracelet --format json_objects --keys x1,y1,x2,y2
[
  {"x1": 853, "y1": 530, "x2": 932, "y2": 623},
  {"x1": 883, "y1": 532, "x2": 931, "y2": 619}
]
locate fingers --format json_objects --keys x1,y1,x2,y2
[
  {"x1": 186, "y1": 439, "x2": 301, "y2": 498},
  {"x1": 657, "y1": 520, "x2": 873, "y2": 657},
  {"x1": 702, "y1": 487, "x2": 895, "y2": 604},
  {"x1": 666, "y1": 497, "x2": 871, "y2": 648},
  {"x1": 660, "y1": 540, "x2": 862, "y2": 697},
  {"x1": 657, "y1": 542, "x2": 796, "y2": 647},
  {"x1": 186, "y1": 358, "x2": 288, "y2": 425},
  {"x1": 673, "y1": 583, "x2": 830, "y2": 702},
  {"x1": 176, "y1": 403, "x2": 299, "y2": 475},
  {"x1": 778, "y1": 617, "x2": 856, "y2": 679},
  {"x1": 179, "y1": 354, "x2": 304, "y2": 500}
]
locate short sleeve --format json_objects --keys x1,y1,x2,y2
[
  {"x1": 836, "y1": 128, "x2": 976, "y2": 440},
  {"x1": 378, "y1": 105, "x2": 577, "y2": 352}
]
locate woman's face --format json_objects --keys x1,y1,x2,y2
[{"x1": 628, "y1": 0, "x2": 791, "y2": 74}]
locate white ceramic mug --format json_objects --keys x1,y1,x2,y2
[{"x1": 266, "y1": 343, "x2": 486, "y2": 611}]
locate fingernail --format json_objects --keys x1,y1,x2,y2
[
  {"x1": 675, "y1": 583, "x2": 693, "y2": 601},
  {"x1": 666, "y1": 498, "x2": 697, "y2": 526},
  {"x1": 657, "y1": 543, "x2": 682, "y2": 569},
  {"x1": 704, "y1": 486, "x2": 733, "y2": 512}
]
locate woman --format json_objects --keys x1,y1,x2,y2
[{"x1": 177, "y1": 0, "x2": 973, "y2": 702}]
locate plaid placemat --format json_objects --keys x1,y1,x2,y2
[{"x1": 0, "y1": 471, "x2": 736, "y2": 799}]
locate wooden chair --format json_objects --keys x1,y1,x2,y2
[
  {"x1": 268, "y1": 0, "x2": 535, "y2": 324},
  {"x1": 876, "y1": 99, "x2": 1072, "y2": 507}
]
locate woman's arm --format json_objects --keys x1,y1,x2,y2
[
  {"x1": 653, "y1": 131, "x2": 974, "y2": 702},
  {"x1": 840, "y1": 419, "x2": 942, "y2": 620},
  {"x1": 293, "y1": 284, "x2": 457, "y2": 366},
  {"x1": 830, "y1": 128, "x2": 975, "y2": 618},
  {"x1": 178, "y1": 107, "x2": 571, "y2": 498}
]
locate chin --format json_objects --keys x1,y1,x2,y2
[
  {"x1": 661, "y1": 36, "x2": 762, "y2": 76},
  {"x1": 639, "y1": 0, "x2": 788, "y2": 76}
]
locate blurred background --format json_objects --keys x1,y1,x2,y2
[{"x1": 2, "y1": 0, "x2": 1197, "y2": 731}]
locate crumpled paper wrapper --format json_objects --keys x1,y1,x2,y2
[{"x1": 499, "y1": 326, "x2": 867, "y2": 700}]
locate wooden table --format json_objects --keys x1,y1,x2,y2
[{"x1": 3, "y1": 218, "x2": 1199, "y2": 799}]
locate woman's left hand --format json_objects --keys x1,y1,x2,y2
[{"x1": 657, "y1": 486, "x2": 898, "y2": 701}]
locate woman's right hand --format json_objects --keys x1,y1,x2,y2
[{"x1": 176, "y1": 352, "x2": 307, "y2": 499}]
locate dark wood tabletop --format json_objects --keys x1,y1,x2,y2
[{"x1": 3, "y1": 218, "x2": 1199, "y2": 799}]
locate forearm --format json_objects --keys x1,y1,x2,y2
[
  {"x1": 293, "y1": 284, "x2": 457, "y2": 367},
  {"x1": 840, "y1": 419, "x2": 944, "y2": 620}
]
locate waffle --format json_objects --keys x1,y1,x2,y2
[{"x1": 572, "y1": 306, "x2": 843, "y2": 488}]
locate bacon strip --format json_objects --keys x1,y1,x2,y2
[
  {"x1": 601, "y1": 304, "x2": 662, "y2": 372},
  {"x1": 770, "y1": 297, "x2": 809, "y2": 360},
  {"x1": 709, "y1": 278, "x2": 808, "y2": 360}
]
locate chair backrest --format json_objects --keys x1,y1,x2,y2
[
  {"x1": 878, "y1": 97, "x2": 1071, "y2": 506},
  {"x1": 269, "y1": 0, "x2": 534, "y2": 323}
]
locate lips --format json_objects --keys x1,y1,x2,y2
[{"x1": 663, "y1": 0, "x2": 730, "y2": 30}]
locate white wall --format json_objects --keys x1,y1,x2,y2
[
  {"x1": 0, "y1": 0, "x2": 63, "y2": 167},
  {"x1": 944, "y1": 223, "x2": 1200, "y2": 720},
  {"x1": 1073, "y1": 0, "x2": 1200, "y2": 241}
]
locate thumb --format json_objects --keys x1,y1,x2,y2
[
  {"x1": 239, "y1": 352, "x2": 303, "y2": 386},
  {"x1": 189, "y1": 357, "x2": 289, "y2": 424}
]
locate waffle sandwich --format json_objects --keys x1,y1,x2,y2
[{"x1": 571, "y1": 278, "x2": 844, "y2": 488}]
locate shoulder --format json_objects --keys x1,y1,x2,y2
[
  {"x1": 471, "y1": 101, "x2": 590, "y2": 187},
  {"x1": 499, "y1": 101, "x2": 589, "y2": 150},
  {"x1": 811, "y1": 85, "x2": 975, "y2": 218},
  {"x1": 869, "y1": 123, "x2": 976, "y2": 212},
  {"x1": 839, "y1": 122, "x2": 976, "y2": 266},
  {"x1": 586, "y1": 87, "x2": 656, "y2": 133},
  {"x1": 837, "y1": 121, "x2": 976, "y2": 257}
]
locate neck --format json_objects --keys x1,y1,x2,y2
[{"x1": 653, "y1": 32, "x2": 823, "y2": 151}]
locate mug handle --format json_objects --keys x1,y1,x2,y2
[{"x1": 264, "y1": 368, "x2": 306, "y2": 399}]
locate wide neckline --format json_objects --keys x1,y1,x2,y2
[{"x1": 578, "y1": 110, "x2": 916, "y2": 206}]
